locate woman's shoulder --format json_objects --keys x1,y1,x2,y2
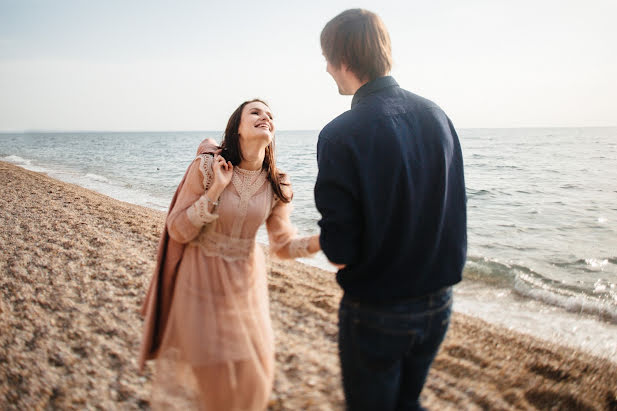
[
  {"x1": 187, "y1": 153, "x2": 214, "y2": 191},
  {"x1": 193, "y1": 138, "x2": 219, "y2": 178},
  {"x1": 195, "y1": 138, "x2": 219, "y2": 155},
  {"x1": 196, "y1": 153, "x2": 214, "y2": 175}
]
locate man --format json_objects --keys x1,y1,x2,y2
[{"x1": 314, "y1": 9, "x2": 467, "y2": 410}]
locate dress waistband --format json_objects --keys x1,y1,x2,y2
[{"x1": 191, "y1": 230, "x2": 256, "y2": 261}]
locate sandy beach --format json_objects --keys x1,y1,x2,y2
[{"x1": 1, "y1": 160, "x2": 616, "y2": 410}]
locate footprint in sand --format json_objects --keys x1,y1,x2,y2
[
  {"x1": 310, "y1": 298, "x2": 335, "y2": 313},
  {"x1": 432, "y1": 357, "x2": 493, "y2": 384},
  {"x1": 269, "y1": 271, "x2": 283, "y2": 279},
  {"x1": 605, "y1": 392, "x2": 617, "y2": 410},
  {"x1": 268, "y1": 284, "x2": 287, "y2": 294},
  {"x1": 524, "y1": 389, "x2": 594, "y2": 411},
  {"x1": 445, "y1": 345, "x2": 489, "y2": 368},
  {"x1": 528, "y1": 363, "x2": 577, "y2": 383}
]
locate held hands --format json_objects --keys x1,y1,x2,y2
[
  {"x1": 308, "y1": 234, "x2": 345, "y2": 269},
  {"x1": 308, "y1": 235, "x2": 321, "y2": 254}
]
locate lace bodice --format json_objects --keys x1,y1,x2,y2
[
  {"x1": 229, "y1": 167, "x2": 268, "y2": 238},
  {"x1": 168, "y1": 154, "x2": 314, "y2": 262}
]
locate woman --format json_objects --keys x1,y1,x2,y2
[{"x1": 139, "y1": 99, "x2": 320, "y2": 410}]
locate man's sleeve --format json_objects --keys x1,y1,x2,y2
[{"x1": 314, "y1": 136, "x2": 362, "y2": 266}]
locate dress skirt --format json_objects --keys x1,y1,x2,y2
[{"x1": 151, "y1": 243, "x2": 274, "y2": 411}]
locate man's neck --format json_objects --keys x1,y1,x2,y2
[
  {"x1": 339, "y1": 64, "x2": 368, "y2": 95},
  {"x1": 348, "y1": 79, "x2": 367, "y2": 95},
  {"x1": 345, "y1": 75, "x2": 367, "y2": 96}
]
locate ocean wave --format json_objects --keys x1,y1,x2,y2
[
  {"x1": 514, "y1": 275, "x2": 617, "y2": 324},
  {"x1": 5, "y1": 155, "x2": 171, "y2": 213},
  {"x1": 463, "y1": 257, "x2": 518, "y2": 287},
  {"x1": 495, "y1": 164, "x2": 522, "y2": 170},
  {"x1": 585, "y1": 258, "x2": 609, "y2": 269},
  {"x1": 559, "y1": 183, "x2": 582, "y2": 189},
  {"x1": 553, "y1": 257, "x2": 615, "y2": 273},
  {"x1": 2, "y1": 154, "x2": 31, "y2": 165},
  {"x1": 2, "y1": 154, "x2": 48, "y2": 173},
  {"x1": 84, "y1": 173, "x2": 111, "y2": 183},
  {"x1": 466, "y1": 188, "x2": 492, "y2": 198},
  {"x1": 463, "y1": 256, "x2": 617, "y2": 324}
]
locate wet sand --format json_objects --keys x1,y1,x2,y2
[{"x1": 1, "y1": 161, "x2": 616, "y2": 410}]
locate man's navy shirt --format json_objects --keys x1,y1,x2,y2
[{"x1": 315, "y1": 76, "x2": 467, "y2": 303}]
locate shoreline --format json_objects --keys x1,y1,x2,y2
[
  {"x1": 1, "y1": 161, "x2": 616, "y2": 409},
  {"x1": 6, "y1": 154, "x2": 616, "y2": 362}
]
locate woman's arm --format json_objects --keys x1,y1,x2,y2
[
  {"x1": 272, "y1": 233, "x2": 321, "y2": 259},
  {"x1": 167, "y1": 154, "x2": 232, "y2": 243},
  {"x1": 266, "y1": 181, "x2": 321, "y2": 259}
]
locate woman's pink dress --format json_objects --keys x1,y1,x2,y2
[{"x1": 150, "y1": 153, "x2": 312, "y2": 410}]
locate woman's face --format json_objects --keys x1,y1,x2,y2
[{"x1": 237, "y1": 101, "x2": 275, "y2": 146}]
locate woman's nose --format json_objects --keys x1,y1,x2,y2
[{"x1": 259, "y1": 115, "x2": 271, "y2": 126}]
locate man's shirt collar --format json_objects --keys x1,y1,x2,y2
[{"x1": 351, "y1": 76, "x2": 399, "y2": 108}]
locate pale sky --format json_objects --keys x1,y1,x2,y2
[{"x1": 1, "y1": 0, "x2": 616, "y2": 131}]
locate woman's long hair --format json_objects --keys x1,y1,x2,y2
[{"x1": 219, "y1": 99, "x2": 291, "y2": 203}]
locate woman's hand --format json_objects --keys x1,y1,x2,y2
[
  {"x1": 212, "y1": 154, "x2": 233, "y2": 190},
  {"x1": 308, "y1": 235, "x2": 321, "y2": 254},
  {"x1": 205, "y1": 155, "x2": 233, "y2": 208}
]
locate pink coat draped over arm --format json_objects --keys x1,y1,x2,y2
[{"x1": 138, "y1": 139, "x2": 218, "y2": 371}]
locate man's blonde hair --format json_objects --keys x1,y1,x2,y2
[{"x1": 321, "y1": 9, "x2": 392, "y2": 82}]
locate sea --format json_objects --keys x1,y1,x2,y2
[{"x1": 1, "y1": 128, "x2": 616, "y2": 360}]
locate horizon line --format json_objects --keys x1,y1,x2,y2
[{"x1": 1, "y1": 125, "x2": 617, "y2": 134}]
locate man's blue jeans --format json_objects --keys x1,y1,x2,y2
[{"x1": 338, "y1": 287, "x2": 452, "y2": 411}]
